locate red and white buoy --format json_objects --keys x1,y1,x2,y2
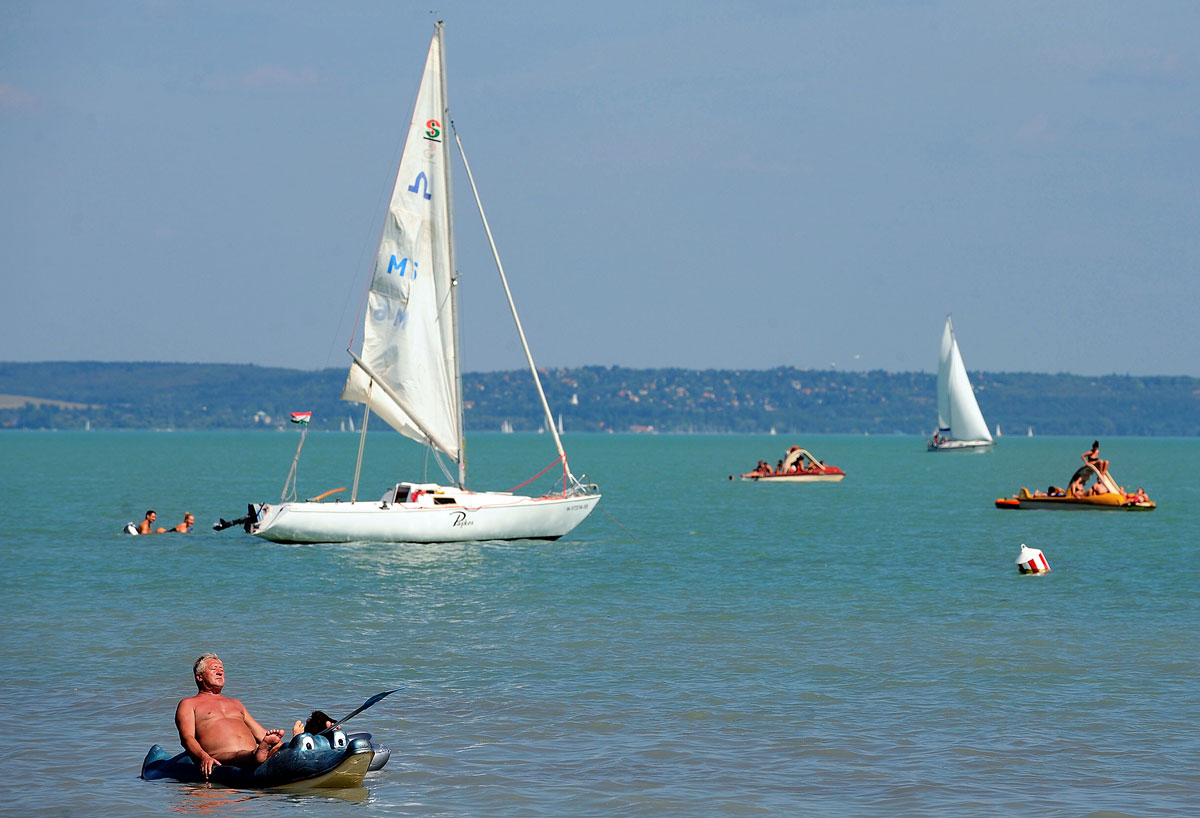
[{"x1": 1016, "y1": 543, "x2": 1050, "y2": 575}]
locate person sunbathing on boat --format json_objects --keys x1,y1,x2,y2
[
  {"x1": 175, "y1": 653, "x2": 286, "y2": 778},
  {"x1": 1082, "y1": 441, "x2": 1109, "y2": 475}
]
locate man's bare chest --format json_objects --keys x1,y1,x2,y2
[{"x1": 194, "y1": 698, "x2": 244, "y2": 723}]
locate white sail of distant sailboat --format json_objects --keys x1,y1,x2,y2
[
  {"x1": 237, "y1": 22, "x2": 600, "y2": 544},
  {"x1": 927, "y1": 315, "x2": 993, "y2": 451}
]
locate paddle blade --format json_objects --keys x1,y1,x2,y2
[{"x1": 320, "y1": 688, "x2": 402, "y2": 735}]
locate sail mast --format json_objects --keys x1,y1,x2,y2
[
  {"x1": 452, "y1": 126, "x2": 573, "y2": 478},
  {"x1": 436, "y1": 21, "x2": 467, "y2": 489}
]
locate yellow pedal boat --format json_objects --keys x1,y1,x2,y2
[{"x1": 995, "y1": 463, "x2": 1155, "y2": 511}]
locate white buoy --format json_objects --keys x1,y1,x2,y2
[{"x1": 1016, "y1": 543, "x2": 1050, "y2": 574}]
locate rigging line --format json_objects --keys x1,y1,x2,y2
[
  {"x1": 419, "y1": 440, "x2": 456, "y2": 486},
  {"x1": 345, "y1": 120, "x2": 411, "y2": 354},
  {"x1": 507, "y1": 454, "x2": 566, "y2": 494},
  {"x1": 429, "y1": 443, "x2": 457, "y2": 485},
  {"x1": 329, "y1": 127, "x2": 407, "y2": 368},
  {"x1": 598, "y1": 505, "x2": 640, "y2": 543},
  {"x1": 451, "y1": 122, "x2": 573, "y2": 480}
]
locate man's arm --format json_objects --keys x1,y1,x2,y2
[
  {"x1": 241, "y1": 704, "x2": 268, "y2": 743},
  {"x1": 175, "y1": 699, "x2": 221, "y2": 777}
]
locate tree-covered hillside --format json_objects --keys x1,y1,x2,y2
[{"x1": 1, "y1": 362, "x2": 1197, "y2": 435}]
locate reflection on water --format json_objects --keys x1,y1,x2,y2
[
  {"x1": 169, "y1": 784, "x2": 264, "y2": 813},
  {"x1": 168, "y1": 781, "x2": 368, "y2": 812},
  {"x1": 331, "y1": 539, "x2": 489, "y2": 576}
]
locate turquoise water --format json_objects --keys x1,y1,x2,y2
[{"x1": 1, "y1": 431, "x2": 1197, "y2": 816}]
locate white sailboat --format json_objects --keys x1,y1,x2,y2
[
  {"x1": 927, "y1": 315, "x2": 993, "y2": 452},
  {"x1": 246, "y1": 23, "x2": 600, "y2": 544}
]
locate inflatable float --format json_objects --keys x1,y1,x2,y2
[{"x1": 141, "y1": 729, "x2": 386, "y2": 789}]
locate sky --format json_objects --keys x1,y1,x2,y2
[{"x1": 2, "y1": 1, "x2": 1198, "y2": 376}]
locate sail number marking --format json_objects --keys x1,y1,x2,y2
[
  {"x1": 373, "y1": 255, "x2": 418, "y2": 329},
  {"x1": 387, "y1": 255, "x2": 418, "y2": 279},
  {"x1": 408, "y1": 171, "x2": 433, "y2": 200},
  {"x1": 371, "y1": 301, "x2": 408, "y2": 329}
]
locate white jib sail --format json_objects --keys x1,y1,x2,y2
[
  {"x1": 341, "y1": 30, "x2": 461, "y2": 461},
  {"x1": 941, "y1": 317, "x2": 992, "y2": 442}
]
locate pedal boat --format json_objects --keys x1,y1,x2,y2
[
  {"x1": 740, "y1": 447, "x2": 845, "y2": 483},
  {"x1": 995, "y1": 464, "x2": 1155, "y2": 511}
]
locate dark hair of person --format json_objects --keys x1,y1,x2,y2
[{"x1": 304, "y1": 710, "x2": 335, "y2": 735}]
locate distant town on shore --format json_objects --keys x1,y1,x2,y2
[{"x1": 1, "y1": 361, "x2": 1197, "y2": 436}]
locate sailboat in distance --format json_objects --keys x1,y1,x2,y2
[
  {"x1": 242, "y1": 23, "x2": 600, "y2": 544},
  {"x1": 927, "y1": 315, "x2": 994, "y2": 452}
]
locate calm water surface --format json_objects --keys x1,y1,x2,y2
[{"x1": 1, "y1": 431, "x2": 1197, "y2": 816}]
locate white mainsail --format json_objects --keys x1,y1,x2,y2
[
  {"x1": 238, "y1": 22, "x2": 600, "y2": 545},
  {"x1": 935, "y1": 315, "x2": 992, "y2": 444},
  {"x1": 341, "y1": 33, "x2": 460, "y2": 462}
]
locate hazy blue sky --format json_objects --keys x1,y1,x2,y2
[{"x1": 3, "y1": 1, "x2": 1197, "y2": 376}]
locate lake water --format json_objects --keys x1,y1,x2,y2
[{"x1": 1, "y1": 431, "x2": 1196, "y2": 816}]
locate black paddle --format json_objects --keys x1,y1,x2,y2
[{"x1": 318, "y1": 688, "x2": 402, "y2": 736}]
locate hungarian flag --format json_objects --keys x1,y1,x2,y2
[{"x1": 290, "y1": 411, "x2": 312, "y2": 425}]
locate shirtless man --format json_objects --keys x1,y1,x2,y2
[
  {"x1": 170, "y1": 513, "x2": 196, "y2": 533},
  {"x1": 174, "y1": 653, "x2": 285, "y2": 777},
  {"x1": 137, "y1": 510, "x2": 166, "y2": 535}
]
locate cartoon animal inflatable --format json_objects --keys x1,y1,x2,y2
[{"x1": 141, "y1": 729, "x2": 378, "y2": 789}]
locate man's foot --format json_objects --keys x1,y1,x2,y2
[{"x1": 254, "y1": 729, "x2": 286, "y2": 764}]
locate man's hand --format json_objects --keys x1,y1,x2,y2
[{"x1": 199, "y1": 751, "x2": 221, "y2": 778}]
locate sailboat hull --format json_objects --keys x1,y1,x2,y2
[
  {"x1": 742, "y1": 472, "x2": 845, "y2": 482},
  {"x1": 251, "y1": 491, "x2": 601, "y2": 544},
  {"x1": 927, "y1": 439, "x2": 994, "y2": 452}
]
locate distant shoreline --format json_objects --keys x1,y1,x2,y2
[{"x1": 2, "y1": 362, "x2": 1197, "y2": 436}]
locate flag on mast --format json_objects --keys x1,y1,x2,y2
[{"x1": 291, "y1": 412, "x2": 312, "y2": 425}]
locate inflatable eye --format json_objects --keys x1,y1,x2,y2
[
  {"x1": 300, "y1": 735, "x2": 316, "y2": 751},
  {"x1": 331, "y1": 730, "x2": 347, "y2": 749}
]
